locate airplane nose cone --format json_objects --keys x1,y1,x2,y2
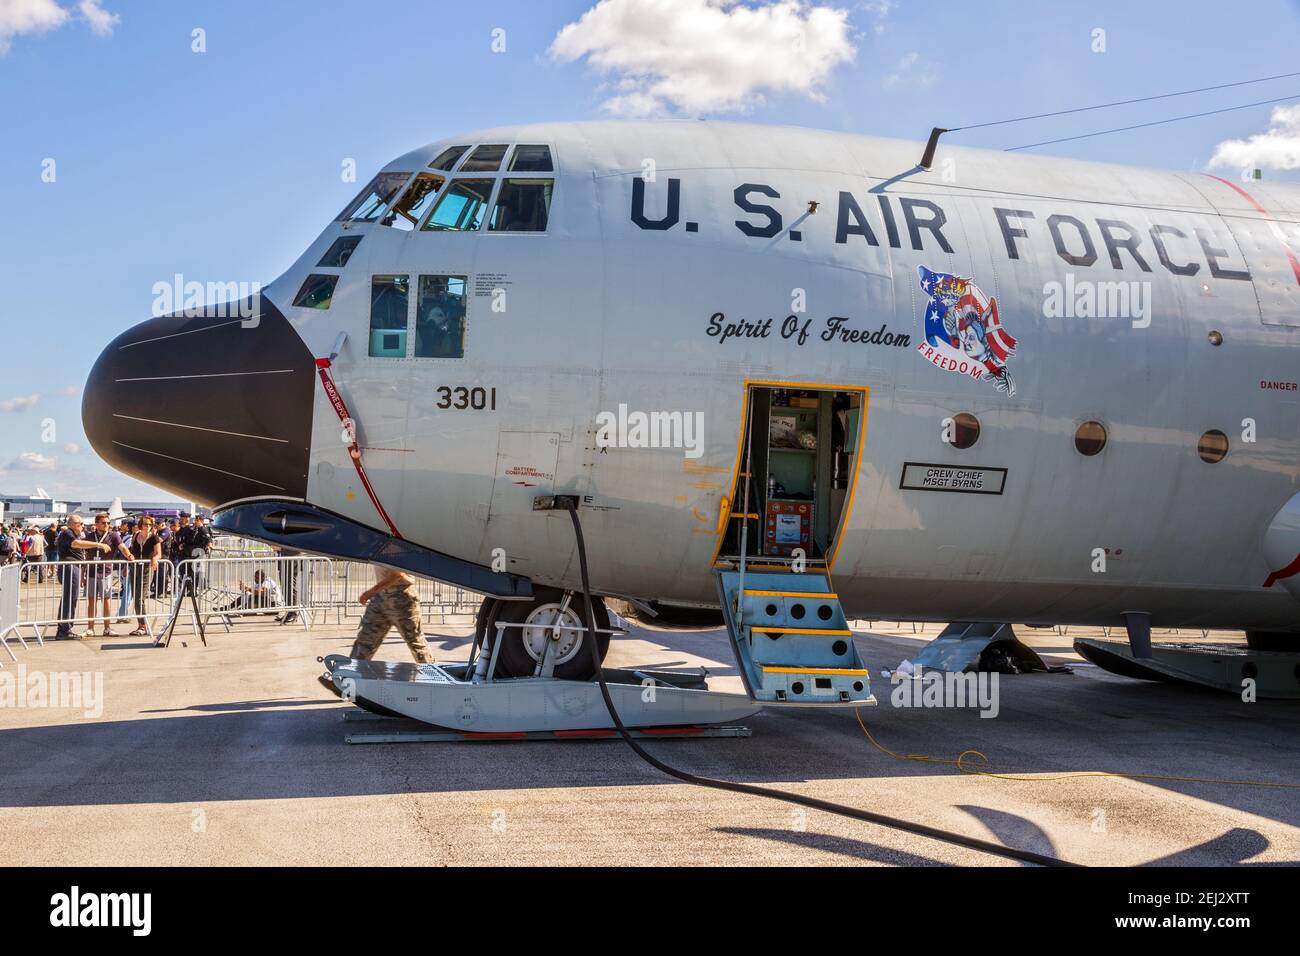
[{"x1": 83, "y1": 295, "x2": 316, "y2": 507}]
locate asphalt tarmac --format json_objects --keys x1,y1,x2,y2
[{"x1": 1, "y1": 617, "x2": 1296, "y2": 866}]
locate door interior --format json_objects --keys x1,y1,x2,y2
[{"x1": 716, "y1": 383, "x2": 866, "y2": 568}]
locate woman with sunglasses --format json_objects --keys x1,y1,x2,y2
[{"x1": 127, "y1": 516, "x2": 162, "y2": 636}]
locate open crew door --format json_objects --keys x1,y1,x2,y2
[{"x1": 714, "y1": 383, "x2": 867, "y2": 570}]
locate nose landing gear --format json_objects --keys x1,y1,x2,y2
[{"x1": 476, "y1": 587, "x2": 612, "y2": 680}]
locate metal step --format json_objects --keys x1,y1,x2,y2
[{"x1": 716, "y1": 569, "x2": 874, "y2": 706}]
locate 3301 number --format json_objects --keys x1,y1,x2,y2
[{"x1": 435, "y1": 386, "x2": 497, "y2": 410}]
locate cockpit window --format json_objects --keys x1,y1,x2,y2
[
  {"x1": 337, "y1": 172, "x2": 411, "y2": 222},
  {"x1": 429, "y1": 146, "x2": 469, "y2": 171},
  {"x1": 368, "y1": 275, "x2": 410, "y2": 357},
  {"x1": 489, "y1": 179, "x2": 552, "y2": 232},
  {"x1": 293, "y1": 274, "x2": 338, "y2": 310},
  {"x1": 422, "y1": 179, "x2": 494, "y2": 232},
  {"x1": 415, "y1": 276, "x2": 467, "y2": 358},
  {"x1": 509, "y1": 145, "x2": 553, "y2": 172},
  {"x1": 384, "y1": 172, "x2": 445, "y2": 230},
  {"x1": 317, "y1": 235, "x2": 363, "y2": 268},
  {"x1": 459, "y1": 144, "x2": 508, "y2": 172}
]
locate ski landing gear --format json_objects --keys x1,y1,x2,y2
[
  {"x1": 320, "y1": 567, "x2": 877, "y2": 738},
  {"x1": 320, "y1": 589, "x2": 761, "y2": 736},
  {"x1": 320, "y1": 652, "x2": 761, "y2": 735}
]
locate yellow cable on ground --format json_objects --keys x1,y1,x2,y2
[{"x1": 855, "y1": 707, "x2": 1300, "y2": 789}]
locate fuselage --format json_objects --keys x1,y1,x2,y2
[{"x1": 84, "y1": 120, "x2": 1300, "y2": 631}]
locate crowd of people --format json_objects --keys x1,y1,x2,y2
[
  {"x1": 7, "y1": 511, "x2": 430, "y2": 672},
  {"x1": 0, "y1": 512, "x2": 214, "y2": 640}
]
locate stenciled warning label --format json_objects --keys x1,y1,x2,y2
[
  {"x1": 899, "y1": 462, "x2": 1007, "y2": 495},
  {"x1": 474, "y1": 273, "x2": 512, "y2": 297}
]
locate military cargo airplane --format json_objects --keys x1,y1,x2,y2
[{"x1": 82, "y1": 121, "x2": 1300, "y2": 687}]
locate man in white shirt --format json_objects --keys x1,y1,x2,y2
[
  {"x1": 251, "y1": 571, "x2": 281, "y2": 606},
  {"x1": 220, "y1": 570, "x2": 281, "y2": 611},
  {"x1": 23, "y1": 527, "x2": 46, "y2": 582}
]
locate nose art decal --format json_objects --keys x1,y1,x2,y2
[{"x1": 916, "y1": 265, "x2": 1019, "y2": 397}]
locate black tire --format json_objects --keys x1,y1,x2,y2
[
  {"x1": 475, "y1": 597, "x2": 501, "y2": 645},
  {"x1": 1245, "y1": 630, "x2": 1300, "y2": 651},
  {"x1": 493, "y1": 587, "x2": 610, "y2": 680}
]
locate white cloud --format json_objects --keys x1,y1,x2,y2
[
  {"x1": 0, "y1": 0, "x2": 68, "y2": 53},
  {"x1": 861, "y1": 0, "x2": 894, "y2": 34},
  {"x1": 550, "y1": 0, "x2": 857, "y2": 116},
  {"x1": 9, "y1": 451, "x2": 56, "y2": 471},
  {"x1": 883, "y1": 51, "x2": 934, "y2": 89},
  {"x1": 1209, "y1": 104, "x2": 1300, "y2": 172},
  {"x1": 78, "y1": 0, "x2": 117, "y2": 36},
  {"x1": 0, "y1": 393, "x2": 40, "y2": 413},
  {"x1": 63, "y1": 442, "x2": 81, "y2": 454},
  {"x1": 0, "y1": 0, "x2": 116, "y2": 54}
]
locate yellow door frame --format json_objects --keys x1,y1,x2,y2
[{"x1": 710, "y1": 378, "x2": 870, "y2": 572}]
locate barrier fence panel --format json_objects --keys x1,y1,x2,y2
[
  {"x1": 6, "y1": 552, "x2": 483, "y2": 649},
  {"x1": 325, "y1": 561, "x2": 482, "y2": 625},
  {"x1": 175, "y1": 555, "x2": 330, "y2": 630},
  {"x1": 14, "y1": 559, "x2": 176, "y2": 641},
  {"x1": 0, "y1": 563, "x2": 21, "y2": 663},
  {"x1": 209, "y1": 533, "x2": 276, "y2": 560}
]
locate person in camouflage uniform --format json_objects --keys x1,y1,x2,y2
[{"x1": 350, "y1": 566, "x2": 433, "y2": 663}]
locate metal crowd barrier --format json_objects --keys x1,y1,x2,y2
[
  {"x1": 3, "y1": 551, "x2": 486, "y2": 652},
  {"x1": 0, "y1": 563, "x2": 21, "y2": 665},
  {"x1": 12, "y1": 558, "x2": 176, "y2": 643},
  {"x1": 323, "y1": 561, "x2": 482, "y2": 625},
  {"x1": 174, "y1": 555, "x2": 331, "y2": 631},
  {"x1": 209, "y1": 534, "x2": 275, "y2": 559}
]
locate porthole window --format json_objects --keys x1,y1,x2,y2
[
  {"x1": 1198, "y1": 429, "x2": 1229, "y2": 463},
  {"x1": 946, "y1": 412, "x2": 980, "y2": 449},
  {"x1": 1074, "y1": 420, "x2": 1107, "y2": 456}
]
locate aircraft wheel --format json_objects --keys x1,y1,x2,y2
[
  {"x1": 474, "y1": 597, "x2": 501, "y2": 644},
  {"x1": 493, "y1": 588, "x2": 610, "y2": 680},
  {"x1": 1246, "y1": 630, "x2": 1300, "y2": 651}
]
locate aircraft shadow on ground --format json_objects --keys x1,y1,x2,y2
[
  {"x1": 1, "y1": 669, "x2": 1297, "y2": 855},
  {"x1": 714, "y1": 826, "x2": 949, "y2": 865},
  {"x1": 954, "y1": 805, "x2": 1058, "y2": 861},
  {"x1": 1, "y1": 624, "x2": 1296, "y2": 868},
  {"x1": 140, "y1": 699, "x2": 342, "y2": 714},
  {"x1": 1142, "y1": 827, "x2": 1297, "y2": 866}
]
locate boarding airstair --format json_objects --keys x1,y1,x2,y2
[{"x1": 716, "y1": 568, "x2": 874, "y2": 706}]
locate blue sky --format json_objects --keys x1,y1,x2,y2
[{"x1": 2, "y1": 0, "x2": 1299, "y2": 501}]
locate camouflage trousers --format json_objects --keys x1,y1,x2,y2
[{"x1": 349, "y1": 585, "x2": 433, "y2": 663}]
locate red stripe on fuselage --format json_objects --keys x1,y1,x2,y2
[
  {"x1": 1206, "y1": 175, "x2": 1300, "y2": 289},
  {"x1": 315, "y1": 358, "x2": 403, "y2": 539},
  {"x1": 1263, "y1": 551, "x2": 1300, "y2": 588}
]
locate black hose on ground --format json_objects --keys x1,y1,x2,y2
[{"x1": 558, "y1": 500, "x2": 1078, "y2": 868}]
